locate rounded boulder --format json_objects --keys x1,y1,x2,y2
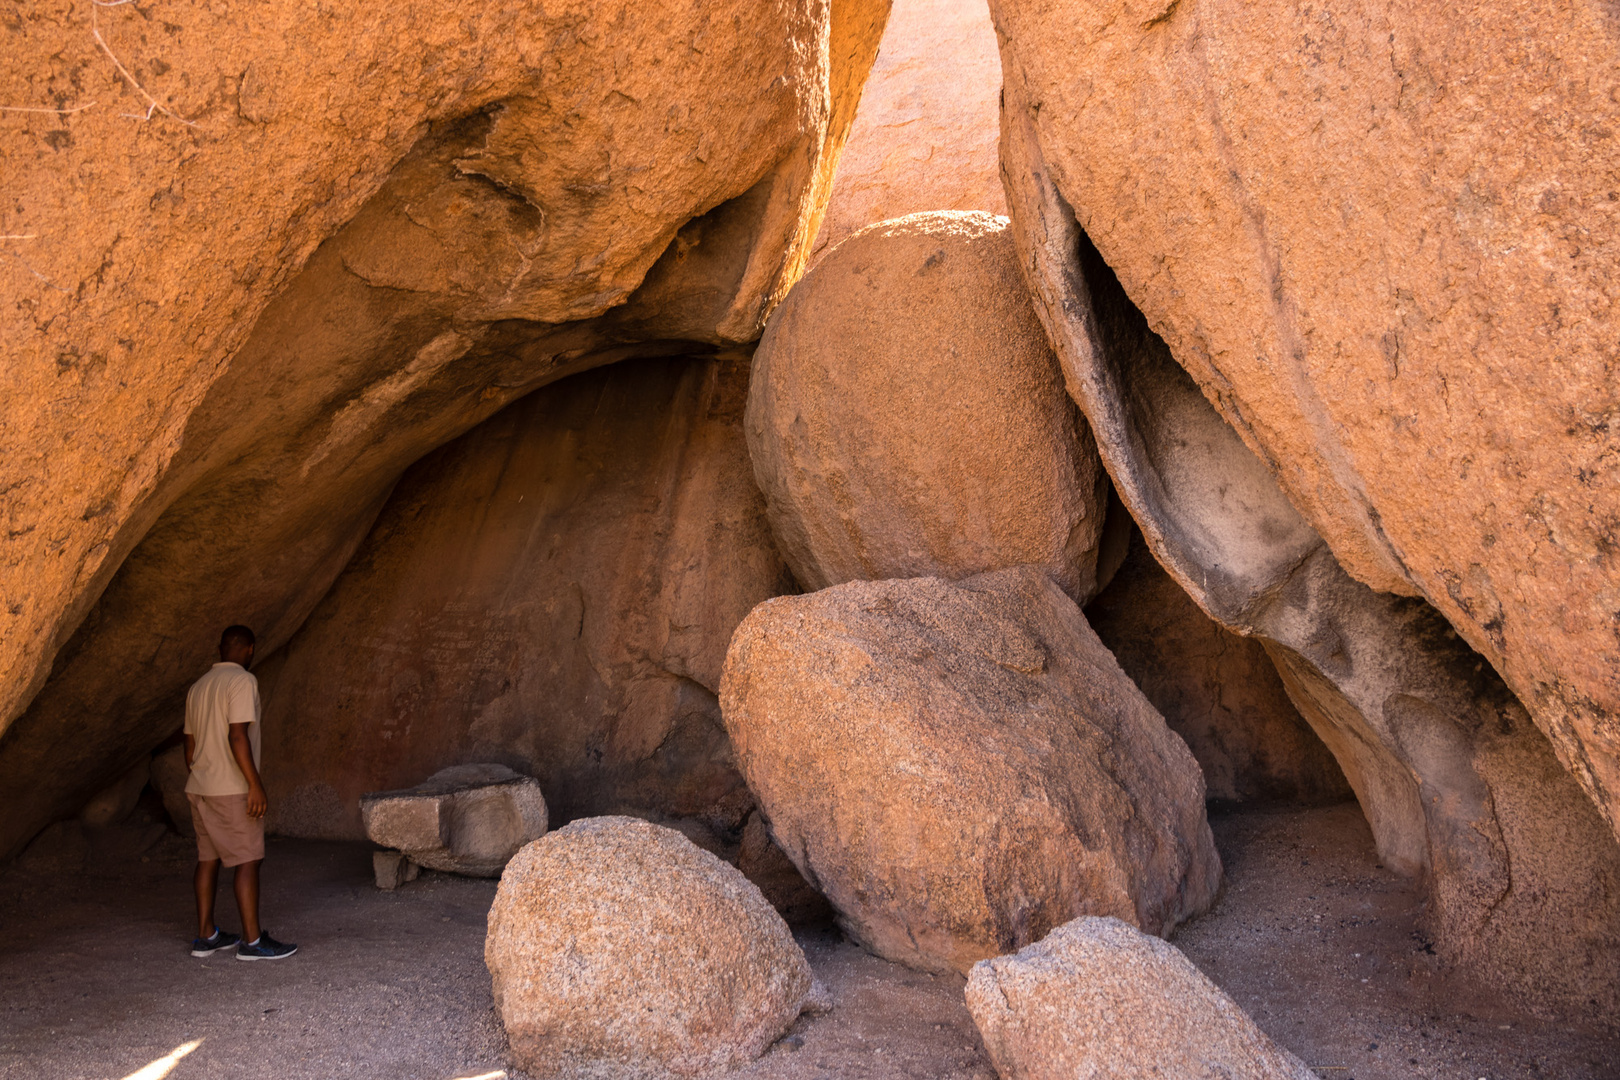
[
  {"x1": 485, "y1": 815, "x2": 811, "y2": 1078},
  {"x1": 747, "y1": 211, "x2": 1111, "y2": 602},
  {"x1": 720, "y1": 567, "x2": 1221, "y2": 975}
]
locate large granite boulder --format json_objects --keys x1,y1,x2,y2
[
  {"x1": 486, "y1": 816, "x2": 811, "y2": 1078},
  {"x1": 719, "y1": 566, "x2": 1220, "y2": 974},
  {"x1": 998, "y1": 59, "x2": 1620, "y2": 1019},
  {"x1": 966, "y1": 917, "x2": 1316, "y2": 1080},
  {"x1": 361, "y1": 764, "x2": 547, "y2": 877},
  {"x1": 0, "y1": 0, "x2": 890, "y2": 863},
  {"x1": 989, "y1": 0, "x2": 1620, "y2": 844},
  {"x1": 748, "y1": 212, "x2": 1111, "y2": 602},
  {"x1": 810, "y1": 0, "x2": 1005, "y2": 261}
]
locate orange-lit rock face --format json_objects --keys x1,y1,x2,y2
[
  {"x1": 989, "y1": 0, "x2": 1620, "y2": 838},
  {"x1": 812, "y1": 0, "x2": 1005, "y2": 259},
  {"x1": 0, "y1": 0, "x2": 890, "y2": 859},
  {"x1": 259, "y1": 355, "x2": 792, "y2": 840},
  {"x1": 1085, "y1": 532, "x2": 1351, "y2": 806},
  {"x1": 999, "y1": 88, "x2": 1620, "y2": 1014}
]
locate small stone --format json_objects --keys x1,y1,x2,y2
[
  {"x1": 78, "y1": 759, "x2": 149, "y2": 829},
  {"x1": 372, "y1": 850, "x2": 407, "y2": 890},
  {"x1": 802, "y1": 980, "x2": 834, "y2": 1016}
]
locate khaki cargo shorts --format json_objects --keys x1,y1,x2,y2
[{"x1": 187, "y1": 793, "x2": 265, "y2": 867}]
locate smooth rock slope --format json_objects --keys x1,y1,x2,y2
[
  {"x1": 260, "y1": 355, "x2": 789, "y2": 839},
  {"x1": 720, "y1": 567, "x2": 1221, "y2": 974},
  {"x1": 811, "y1": 0, "x2": 1005, "y2": 259}
]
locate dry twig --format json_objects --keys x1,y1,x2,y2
[
  {"x1": 90, "y1": 0, "x2": 196, "y2": 127},
  {"x1": 0, "y1": 102, "x2": 98, "y2": 115}
]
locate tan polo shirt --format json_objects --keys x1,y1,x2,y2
[{"x1": 183, "y1": 662, "x2": 261, "y2": 796}]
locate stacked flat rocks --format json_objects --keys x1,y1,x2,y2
[
  {"x1": 720, "y1": 566, "x2": 1221, "y2": 974},
  {"x1": 967, "y1": 917, "x2": 1317, "y2": 1080},
  {"x1": 360, "y1": 764, "x2": 547, "y2": 879},
  {"x1": 486, "y1": 816, "x2": 812, "y2": 1078}
]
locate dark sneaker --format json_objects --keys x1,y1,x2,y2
[
  {"x1": 190, "y1": 928, "x2": 241, "y2": 957},
  {"x1": 236, "y1": 932, "x2": 298, "y2": 962}
]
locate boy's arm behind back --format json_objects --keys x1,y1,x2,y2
[{"x1": 228, "y1": 677, "x2": 266, "y2": 817}]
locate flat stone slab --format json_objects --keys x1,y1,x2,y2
[{"x1": 361, "y1": 764, "x2": 547, "y2": 877}]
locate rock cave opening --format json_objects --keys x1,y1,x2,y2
[{"x1": 7, "y1": 0, "x2": 1620, "y2": 1075}]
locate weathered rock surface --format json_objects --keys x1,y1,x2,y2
[
  {"x1": 966, "y1": 916, "x2": 1316, "y2": 1080},
  {"x1": 260, "y1": 355, "x2": 791, "y2": 840},
  {"x1": 720, "y1": 567, "x2": 1220, "y2": 974},
  {"x1": 989, "y1": 0, "x2": 1620, "y2": 841},
  {"x1": 360, "y1": 764, "x2": 547, "y2": 877},
  {"x1": 76, "y1": 759, "x2": 149, "y2": 829},
  {"x1": 148, "y1": 745, "x2": 194, "y2": 837},
  {"x1": 1086, "y1": 530, "x2": 1351, "y2": 804},
  {"x1": 998, "y1": 95, "x2": 1620, "y2": 1017},
  {"x1": 811, "y1": 0, "x2": 1004, "y2": 260},
  {"x1": 0, "y1": 0, "x2": 890, "y2": 861},
  {"x1": 748, "y1": 212, "x2": 1110, "y2": 601},
  {"x1": 486, "y1": 816, "x2": 811, "y2": 1078}
]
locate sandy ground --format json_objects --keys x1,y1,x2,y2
[{"x1": 0, "y1": 802, "x2": 1614, "y2": 1080}]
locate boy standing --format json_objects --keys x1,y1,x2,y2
[{"x1": 184, "y1": 624, "x2": 297, "y2": 961}]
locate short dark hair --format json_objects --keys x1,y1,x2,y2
[{"x1": 219, "y1": 625, "x2": 256, "y2": 653}]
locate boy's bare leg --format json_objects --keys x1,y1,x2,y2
[
  {"x1": 194, "y1": 859, "x2": 221, "y2": 938},
  {"x1": 234, "y1": 859, "x2": 262, "y2": 943}
]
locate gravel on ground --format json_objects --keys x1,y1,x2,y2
[{"x1": 0, "y1": 801, "x2": 1612, "y2": 1079}]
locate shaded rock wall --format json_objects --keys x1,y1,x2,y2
[
  {"x1": 261, "y1": 355, "x2": 792, "y2": 840},
  {"x1": 1085, "y1": 531, "x2": 1351, "y2": 805},
  {"x1": 0, "y1": 0, "x2": 889, "y2": 859},
  {"x1": 988, "y1": 0, "x2": 1620, "y2": 839},
  {"x1": 998, "y1": 74, "x2": 1620, "y2": 1014},
  {"x1": 811, "y1": 0, "x2": 1005, "y2": 259}
]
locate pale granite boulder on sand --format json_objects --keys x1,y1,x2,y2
[
  {"x1": 966, "y1": 917, "x2": 1316, "y2": 1080},
  {"x1": 485, "y1": 816, "x2": 811, "y2": 1079},
  {"x1": 721, "y1": 567, "x2": 1220, "y2": 975}
]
